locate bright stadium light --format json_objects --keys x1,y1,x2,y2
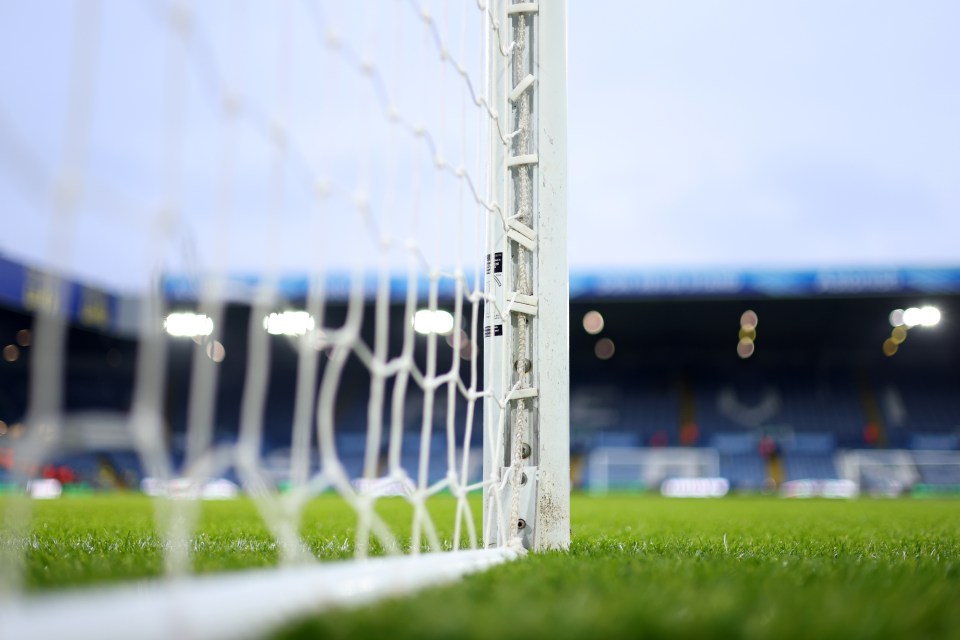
[
  {"x1": 594, "y1": 338, "x2": 615, "y2": 360},
  {"x1": 889, "y1": 309, "x2": 905, "y2": 327},
  {"x1": 264, "y1": 311, "x2": 316, "y2": 336},
  {"x1": 919, "y1": 305, "x2": 941, "y2": 327},
  {"x1": 413, "y1": 309, "x2": 455, "y2": 336},
  {"x1": 582, "y1": 310, "x2": 604, "y2": 335},
  {"x1": 882, "y1": 338, "x2": 898, "y2": 357},
  {"x1": 740, "y1": 310, "x2": 759, "y2": 330},
  {"x1": 164, "y1": 312, "x2": 214, "y2": 338},
  {"x1": 902, "y1": 307, "x2": 922, "y2": 328},
  {"x1": 901, "y1": 306, "x2": 941, "y2": 329}
]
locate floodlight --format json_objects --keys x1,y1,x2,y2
[
  {"x1": 582, "y1": 310, "x2": 604, "y2": 335},
  {"x1": 902, "y1": 307, "x2": 922, "y2": 328},
  {"x1": 902, "y1": 306, "x2": 941, "y2": 328},
  {"x1": 264, "y1": 311, "x2": 316, "y2": 336},
  {"x1": 919, "y1": 306, "x2": 941, "y2": 327},
  {"x1": 413, "y1": 309, "x2": 455, "y2": 336},
  {"x1": 164, "y1": 312, "x2": 214, "y2": 337}
]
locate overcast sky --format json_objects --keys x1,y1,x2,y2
[
  {"x1": 1, "y1": 1, "x2": 958, "y2": 293},
  {"x1": 568, "y1": 0, "x2": 959, "y2": 272}
]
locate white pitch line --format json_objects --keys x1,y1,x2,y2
[{"x1": 0, "y1": 548, "x2": 518, "y2": 640}]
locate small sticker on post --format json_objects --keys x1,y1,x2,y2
[
  {"x1": 486, "y1": 252, "x2": 503, "y2": 274},
  {"x1": 483, "y1": 324, "x2": 504, "y2": 338}
]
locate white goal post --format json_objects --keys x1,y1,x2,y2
[
  {"x1": 483, "y1": 0, "x2": 570, "y2": 551},
  {"x1": 0, "y1": 0, "x2": 568, "y2": 636},
  {"x1": 836, "y1": 449, "x2": 960, "y2": 496},
  {"x1": 586, "y1": 447, "x2": 721, "y2": 494}
]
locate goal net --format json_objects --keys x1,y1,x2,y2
[
  {"x1": 587, "y1": 447, "x2": 722, "y2": 494},
  {"x1": 0, "y1": 0, "x2": 568, "y2": 636},
  {"x1": 837, "y1": 449, "x2": 960, "y2": 496}
]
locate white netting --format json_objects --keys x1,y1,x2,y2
[{"x1": 0, "y1": 0, "x2": 542, "y2": 594}]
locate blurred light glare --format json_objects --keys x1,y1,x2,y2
[
  {"x1": 307, "y1": 329, "x2": 331, "y2": 352},
  {"x1": 902, "y1": 307, "x2": 922, "y2": 327},
  {"x1": 164, "y1": 312, "x2": 214, "y2": 337},
  {"x1": 737, "y1": 338, "x2": 755, "y2": 359},
  {"x1": 447, "y1": 329, "x2": 470, "y2": 356},
  {"x1": 740, "y1": 310, "x2": 758, "y2": 330},
  {"x1": 890, "y1": 326, "x2": 907, "y2": 345},
  {"x1": 2, "y1": 345, "x2": 19, "y2": 362},
  {"x1": 883, "y1": 338, "x2": 898, "y2": 357},
  {"x1": 919, "y1": 305, "x2": 941, "y2": 327},
  {"x1": 15, "y1": 329, "x2": 31, "y2": 347},
  {"x1": 413, "y1": 309, "x2": 455, "y2": 336},
  {"x1": 889, "y1": 309, "x2": 905, "y2": 327},
  {"x1": 594, "y1": 338, "x2": 615, "y2": 360},
  {"x1": 901, "y1": 306, "x2": 941, "y2": 328},
  {"x1": 206, "y1": 340, "x2": 226, "y2": 363},
  {"x1": 264, "y1": 311, "x2": 316, "y2": 336},
  {"x1": 582, "y1": 310, "x2": 605, "y2": 335},
  {"x1": 738, "y1": 327, "x2": 757, "y2": 341}
]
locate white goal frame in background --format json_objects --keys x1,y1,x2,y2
[{"x1": 586, "y1": 447, "x2": 721, "y2": 494}]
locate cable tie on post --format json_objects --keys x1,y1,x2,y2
[
  {"x1": 506, "y1": 3, "x2": 539, "y2": 16},
  {"x1": 508, "y1": 301, "x2": 537, "y2": 317},
  {"x1": 506, "y1": 154, "x2": 538, "y2": 168},
  {"x1": 509, "y1": 74, "x2": 535, "y2": 103},
  {"x1": 507, "y1": 219, "x2": 536, "y2": 241},
  {"x1": 506, "y1": 228, "x2": 536, "y2": 251},
  {"x1": 507, "y1": 387, "x2": 538, "y2": 401}
]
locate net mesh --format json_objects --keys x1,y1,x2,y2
[{"x1": 0, "y1": 0, "x2": 536, "y2": 591}]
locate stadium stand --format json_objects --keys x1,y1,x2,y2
[
  {"x1": 711, "y1": 433, "x2": 767, "y2": 489},
  {"x1": 877, "y1": 377, "x2": 960, "y2": 444},
  {"x1": 911, "y1": 450, "x2": 960, "y2": 486},
  {"x1": 781, "y1": 433, "x2": 839, "y2": 481},
  {"x1": 4, "y1": 276, "x2": 960, "y2": 496}
]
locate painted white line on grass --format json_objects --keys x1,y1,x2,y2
[{"x1": 0, "y1": 548, "x2": 518, "y2": 640}]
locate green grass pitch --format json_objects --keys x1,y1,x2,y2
[{"x1": 4, "y1": 495, "x2": 959, "y2": 639}]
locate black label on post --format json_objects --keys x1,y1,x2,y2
[{"x1": 483, "y1": 324, "x2": 504, "y2": 338}]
